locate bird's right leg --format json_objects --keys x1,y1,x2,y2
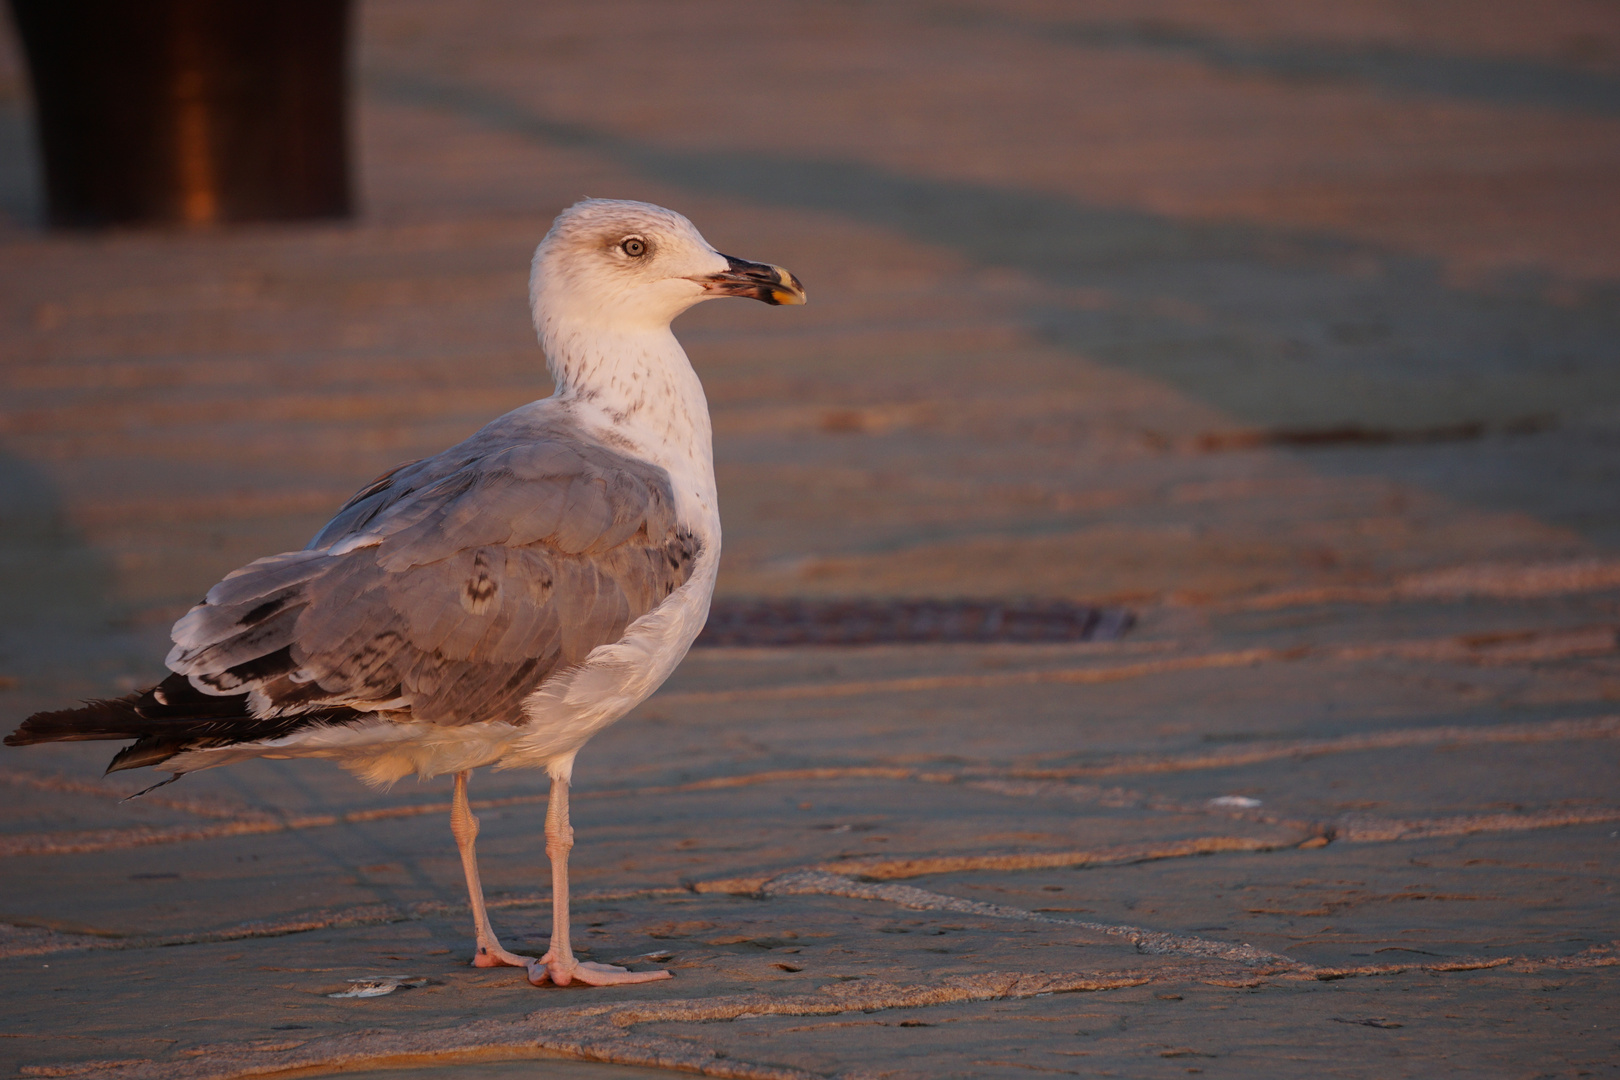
[
  {"x1": 450, "y1": 770, "x2": 536, "y2": 972},
  {"x1": 530, "y1": 769, "x2": 671, "y2": 986}
]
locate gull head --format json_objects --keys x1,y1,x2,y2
[{"x1": 530, "y1": 199, "x2": 805, "y2": 334}]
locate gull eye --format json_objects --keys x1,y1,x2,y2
[{"x1": 620, "y1": 236, "x2": 647, "y2": 257}]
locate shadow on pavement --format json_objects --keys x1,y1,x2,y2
[{"x1": 937, "y1": 9, "x2": 1620, "y2": 117}]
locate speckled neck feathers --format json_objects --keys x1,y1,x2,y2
[
  {"x1": 528, "y1": 200, "x2": 725, "y2": 533},
  {"x1": 540, "y1": 321, "x2": 714, "y2": 492}
]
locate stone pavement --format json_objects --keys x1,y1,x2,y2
[{"x1": 1, "y1": 2, "x2": 1618, "y2": 1077}]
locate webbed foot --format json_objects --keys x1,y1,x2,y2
[{"x1": 530, "y1": 956, "x2": 672, "y2": 986}]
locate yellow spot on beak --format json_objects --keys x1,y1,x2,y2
[{"x1": 769, "y1": 264, "x2": 807, "y2": 305}]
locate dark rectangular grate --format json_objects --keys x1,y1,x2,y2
[{"x1": 695, "y1": 598, "x2": 1134, "y2": 647}]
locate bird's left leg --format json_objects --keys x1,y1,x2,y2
[
  {"x1": 532, "y1": 765, "x2": 672, "y2": 987},
  {"x1": 450, "y1": 770, "x2": 536, "y2": 973}
]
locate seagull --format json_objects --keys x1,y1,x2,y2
[{"x1": 5, "y1": 199, "x2": 806, "y2": 987}]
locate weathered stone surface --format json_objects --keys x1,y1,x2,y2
[{"x1": 2, "y1": 1, "x2": 1618, "y2": 1077}]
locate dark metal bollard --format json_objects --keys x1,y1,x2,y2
[{"x1": 8, "y1": 0, "x2": 352, "y2": 228}]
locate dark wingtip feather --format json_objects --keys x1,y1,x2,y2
[
  {"x1": 11, "y1": 673, "x2": 366, "y2": 770},
  {"x1": 6, "y1": 694, "x2": 152, "y2": 746},
  {"x1": 106, "y1": 739, "x2": 185, "y2": 774}
]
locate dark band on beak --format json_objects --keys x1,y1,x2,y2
[{"x1": 700, "y1": 254, "x2": 807, "y2": 306}]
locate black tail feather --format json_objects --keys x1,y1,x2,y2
[
  {"x1": 107, "y1": 739, "x2": 196, "y2": 774},
  {"x1": 5, "y1": 693, "x2": 154, "y2": 745},
  {"x1": 8, "y1": 671, "x2": 366, "y2": 771}
]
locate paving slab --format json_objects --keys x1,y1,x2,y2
[{"x1": 2, "y1": 1, "x2": 1619, "y2": 1077}]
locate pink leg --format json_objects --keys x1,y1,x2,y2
[
  {"x1": 450, "y1": 770, "x2": 537, "y2": 974},
  {"x1": 532, "y1": 771, "x2": 672, "y2": 987}
]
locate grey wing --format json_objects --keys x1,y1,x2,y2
[{"x1": 166, "y1": 429, "x2": 701, "y2": 728}]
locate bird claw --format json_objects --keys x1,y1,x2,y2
[{"x1": 529, "y1": 959, "x2": 673, "y2": 987}]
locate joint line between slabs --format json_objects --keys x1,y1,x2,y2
[
  {"x1": 653, "y1": 625, "x2": 1620, "y2": 706},
  {"x1": 2, "y1": 714, "x2": 1616, "y2": 857}
]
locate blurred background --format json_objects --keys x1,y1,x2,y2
[{"x1": 2, "y1": 0, "x2": 1617, "y2": 702}]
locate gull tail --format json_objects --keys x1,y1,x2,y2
[
  {"x1": 6, "y1": 694, "x2": 155, "y2": 745},
  {"x1": 6, "y1": 672, "x2": 364, "y2": 774},
  {"x1": 5, "y1": 691, "x2": 192, "y2": 775}
]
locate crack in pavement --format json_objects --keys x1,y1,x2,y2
[
  {"x1": 1223, "y1": 558, "x2": 1620, "y2": 613},
  {"x1": 758, "y1": 870, "x2": 1290, "y2": 966}
]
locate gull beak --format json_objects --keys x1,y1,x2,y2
[{"x1": 699, "y1": 254, "x2": 807, "y2": 306}]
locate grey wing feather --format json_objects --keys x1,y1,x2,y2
[{"x1": 166, "y1": 410, "x2": 700, "y2": 729}]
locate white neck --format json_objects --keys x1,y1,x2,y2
[{"x1": 540, "y1": 315, "x2": 718, "y2": 532}]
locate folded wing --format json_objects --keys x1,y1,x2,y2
[{"x1": 6, "y1": 414, "x2": 701, "y2": 770}]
